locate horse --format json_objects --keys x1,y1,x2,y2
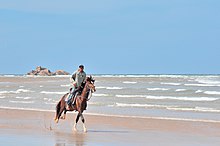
[{"x1": 54, "y1": 76, "x2": 96, "y2": 132}]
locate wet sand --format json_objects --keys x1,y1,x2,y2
[{"x1": 0, "y1": 108, "x2": 220, "y2": 146}]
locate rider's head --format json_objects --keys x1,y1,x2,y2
[{"x1": 79, "y1": 65, "x2": 84, "y2": 72}]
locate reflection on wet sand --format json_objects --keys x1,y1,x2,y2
[{"x1": 54, "y1": 131, "x2": 87, "y2": 146}]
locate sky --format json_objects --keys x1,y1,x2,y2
[{"x1": 0, "y1": 0, "x2": 219, "y2": 74}]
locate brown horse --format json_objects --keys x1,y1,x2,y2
[{"x1": 54, "y1": 76, "x2": 96, "y2": 132}]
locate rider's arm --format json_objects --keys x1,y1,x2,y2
[
  {"x1": 83, "y1": 72, "x2": 86, "y2": 82},
  {"x1": 70, "y1": 71, "x2": 77, "y2": 85}
]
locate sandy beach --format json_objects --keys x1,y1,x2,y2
[{"x1": 0, "y1": 108, "x2": 220, "y2": 146}]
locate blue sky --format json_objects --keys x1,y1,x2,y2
[{"x1": 0, "y1": 0, "x2": 219, "y2": 74}]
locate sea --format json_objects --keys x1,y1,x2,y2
[{"x1": 0, "y1": 74, "x2": 220, "y2": 123}]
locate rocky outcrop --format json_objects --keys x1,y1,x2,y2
[
  {"x1": 27, "y1": 66, "x2": 70, "y2": 76},
  {"x1": 52, "y1": 70, "x2": 70, "y2": 75}
]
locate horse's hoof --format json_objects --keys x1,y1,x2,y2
[
  {"x1": 60, "y1": 116, "x2": 65, "y2": 120},
  {"x1": 73, "y1": 127, "x2": 77, "y2": 132},
  {"x1": 83, "y1": 128, "x2": 87, "y2": 133},
  {"x1": 55, "y1": 119, "x2": 59, "y2": 123}
]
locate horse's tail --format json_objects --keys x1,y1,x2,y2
[{"x1": 54, "y1": 93, "x2": 67, "y2": 122}]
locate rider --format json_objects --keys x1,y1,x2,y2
[{"x1": 66, "y1": 65, "x2": 86, "y2": 109}]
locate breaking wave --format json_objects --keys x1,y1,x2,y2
[
  {"x1": 40, "y1": 91, "x2": 67, "y2": 95},
  {"x1": 147, "y1": 88, "x2": 169, "y2": 91},
  {"x1": 160, "y1": 82, "x2": 181, "y2": 86},
  {"x1": 115, "y1": 94, "x2": 219, "y2": 101},
  {"x1": 204, "y1": 91, "x2": 220, "y2": 95},
  {"x1": 123, "y1": 81, "x2": 137, "y2": 84}
]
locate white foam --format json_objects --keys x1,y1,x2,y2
[
  {"x1": 9, "y1": 100, "x2": 34, "y2": 104},
  {"x1": 39, "y1": 85, "x2": 43, "y2": 88},
  {"x1": 113, "y1": 103, "x2": 175, "y2": 109},
  {"x1": 204, "y1": 91, "x2": 220, "y2": 95},
  {"x1": 3, "y1": 75, "x2": 15, "y2": 77},
  {"x1": 15, "y1": 96, "x2": 32, "y2": 100},
  {"x1": 184, "y1": 83, "x2": 220, "y2": 87},
  {"x1": 114, "y1": 103, "x2": 220, "y2": 113},
  {"x1": 16, "y1": 89, "x2": 34, "y2": 93},
  {"x1": 106, "y1": 87, "x2": 123, "y2": 90},
  {"x1": 93, "y1": 93, "x2": 109, "y2": 97},
  {"x1": 44, "y1": 102, "x2": 56, "y2": 105},
  {"x1": 96, "y1": 86, "x2": 123, "y2": 90},
  {"x1": 145, "y1": 96, "x2": 218, "y2": 101},
  {"x1": 0, "y1": 89, "x2": 34, "y2": 94},
  {"x1": 116, "y1": 95, "x2": 147, "y2": 98},
  {"x1": 0, "y1": 96, "x2": 5, "y2": 99},
  {"x1": 40, "y1": 91, "x2": 67, "y2": 95},
  {"x1": 123, "y1": 81, "x2": 137, "y2": 84},
  {"x1": 161, "y1": 82, "x2": 181, "y2": 86},
  {"x1": 60, "y1": 84, "x2": 71, "y2": 87},
  {"x1": 195, "y1": 90, "x2": 203, "y2": 93},
  {"x1": 195, "y1": 78, "x2": 220, "y2": 85},
  {"x1": 167, "y1": 107, "x2": 220, "y2": 113},
  {"x1": 147, "y1": 88, "x2": 169, "y2": 91},
  {"x1": 19, "y1": 86, "x2": 24, "y2": 88},
  {"x1": 116, "y1": 94, "x2": 219, "y2": 101},
  {"x1": 175, "y1": 89, "x2": 187, "y2": 92}
]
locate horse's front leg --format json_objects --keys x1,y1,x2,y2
[
  {"x1": 73, "y1": 113, "x2": 80, "y2": 132},
  {"x1": 81, "y1": 114, "x2": 87, "y2": 132}
]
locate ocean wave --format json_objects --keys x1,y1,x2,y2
[
  {"x1": 60, "y1": 84, "x2": 71, "y2": 87},
  {"x1": 175, "y1": 89, "x2": 187, "y2": 92},
  {"x1": 147, "y1": 88, "x2": 169, "y2": 91},
  {"x1": 167, "y1": 107, "x2": 220, "y2": 113},
  {"x1": 113, "y1": 103, "x2": 175, "y2": 108},
  {"x1": 112, "y1": 103, "x2": 220, "y2": 113},
  {"x1": 0, "y1": 96, "x2": 5, "y2": 99},
  {"x1": 3, "y1": 75, "x2": 15, "y2": 77},
  {"x1": 44, "y1": 102, "x2": 56, "y2": 105},
  {"x1": 184, "y1": 83, "x2": 220, "y2": 87},
  {"x1": 204, "y1": 91, "x2": 220, "y2": 95},
  {"x1": 195, "y1": 90, "x2": 203, "y2": 93},
  {"x1": 40, "y1": 91, "x2": 67, "y2": 95},
  {"x1": 195, "y1": 78, "x2": 220, "y2": 85},
  {"x1": 106, "y1": 87, "x2": 123, "y2": 90},
  {"x1": 0, "y1": 89, "x2": 35, "y2": 94},
  {"x1": 160, "y1": 82, "x2": 181, "y2": 86},
  {"x1": 93, "y1": 93, "x2": 110, "y2": 97},
  {"x1": 9, "y1": 100, "x2": 34, "y2": 104},
  {"x1": 123, "y1": 81, "x2": 137, "y2": 84},
  {"x1": 116, "y1": 95, "x2": 147, "y2": 98},
  {"x1": 115, "y1": 94, "x2": 218, "y2": 101},
  {"x1": 96, "y1": 86, "x2": 123, "y2": 90},
  {"x1": 145, "y1": 96, "x2": 218, "y2": 101},
  {"x1": 15, "y1": 96, "x2": 32, "y2": 100},
  {"x1": 39, "y1": 85, "x2": 44, "y2": 88}
]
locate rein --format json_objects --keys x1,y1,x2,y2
[{"x1": 86, "y1": 89, "x2": 92, "y2": 101}]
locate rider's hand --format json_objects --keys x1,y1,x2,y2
[{"x1": 73, "y1": 83, "x2": 77, "y2": 87}]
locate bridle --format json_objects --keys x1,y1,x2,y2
[{"x1": 84, "y1": 82, "x2": 95, "y2": 101}]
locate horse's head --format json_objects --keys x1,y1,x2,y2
[{"x1": 85, "y1": 76, "x2": 96, "y2": 93}]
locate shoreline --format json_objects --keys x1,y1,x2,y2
[{"x1": 1, "y1": 106, "x2": 220, "y2": 124}]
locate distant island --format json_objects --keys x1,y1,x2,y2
[{"x1": 27, "y1": 66, "x2": 70, "y2": 76}]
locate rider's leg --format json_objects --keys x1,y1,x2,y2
[
  {"x1": 67, "y1": 87, "x2": 75, "y2": 105},
  {"x1": 72, "y1": 88, "x2": 80, "y2": 106}
]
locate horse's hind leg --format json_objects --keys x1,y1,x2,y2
[
  {"x1": 54, "y1": 101, "x2": 61, "y2": 122},
  {"x1": 56, "y1": 107, "x2": 65, "y2": 123},
  {"x1": 81, "y1": 114, "x2": 87, "y2": 132},
  {"x1": 73, "y1": 113, "x2": 80, "y2": 132},
  {"x1": 60, "y1": 110, "x2": 67, "y2": 120}
]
